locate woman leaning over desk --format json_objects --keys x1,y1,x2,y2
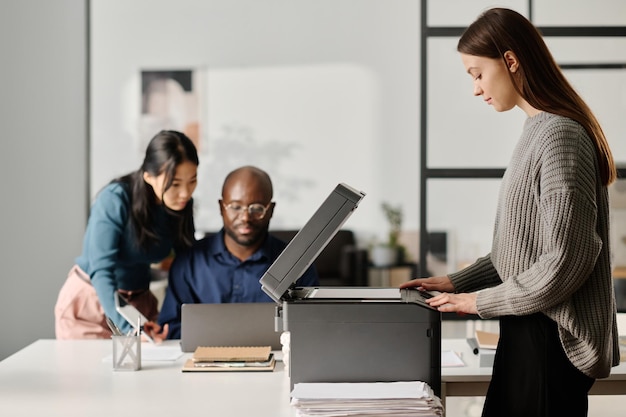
[
  {"x1": 400, "y1": 8, "x2": 619, "y2": 417},
  {"x1": 55, "y1": 130, "x2": 198, "y2": 341}
]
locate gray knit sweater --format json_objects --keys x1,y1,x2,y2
[{"x1": 449, "y1": 111, "x2": 619, "y2": 379}]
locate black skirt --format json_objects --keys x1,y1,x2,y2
[{"x1": 482, "y1": 313, "x2": 594, "y2": 417}]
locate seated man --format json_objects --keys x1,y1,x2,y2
[{"x1": 158, "y1": 165, "x2": 319, "y2": 339}]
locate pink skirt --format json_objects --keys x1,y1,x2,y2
[{"x1": 54, "y1": 265, "x2": 158, "y2": 339}]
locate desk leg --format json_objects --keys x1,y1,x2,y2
[{"x1": 441, "y1": 382, "x2": 447, "y2": 416}]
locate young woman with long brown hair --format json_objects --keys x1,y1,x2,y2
[
  {"x1": 401, "y1": 8, "x2": 618, "y2": 416},
  {"x1": 55, "y1": 130, "x2": 198, "y2": 341}
]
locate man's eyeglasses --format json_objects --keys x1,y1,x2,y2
[{"x1": 221, "y1": 201, "x2": 272, "y2": 220}]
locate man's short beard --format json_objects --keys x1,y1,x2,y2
[{"x1": 225, "y1": 225, "x2": 267, "y2": 247}]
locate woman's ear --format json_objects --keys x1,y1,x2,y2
[
  {"x1": 503, "y1": 50, "x2": 519, "y2": 73},
  {"x1": 143, "y1": 171, "x2": 154, "y2": 187}
]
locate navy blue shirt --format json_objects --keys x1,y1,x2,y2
[{"x1": 158, "y1": 229, "x2": 319, "y2": 339}]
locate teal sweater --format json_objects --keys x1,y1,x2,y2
[
  {"x1": 449, "y1": 112, "x2": 619, "y2": 379},
  {"x1": 76, "y1": 183, "x2": 174, "y2": 333}
]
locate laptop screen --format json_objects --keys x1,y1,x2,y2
[
  {"x1": 260, "y1": 183, "x2": 365, "y2": 303},
  {"x1": 180, "y1": 303, "x2": 282, "y2": 352}
]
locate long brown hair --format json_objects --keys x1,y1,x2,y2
[{"x1": 458, "y1": 8, "x2": 616, "y2": 185}]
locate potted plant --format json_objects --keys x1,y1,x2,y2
[{"x1": 370, "y1": 202, "x2": 405, "y2": 267}]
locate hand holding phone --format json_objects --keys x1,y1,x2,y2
[{"x1": 114, "y1": 293, "x2": 154, "y2": 343}]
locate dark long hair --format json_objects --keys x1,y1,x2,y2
[
  {"x1": 113, "y1": 130, "x2": 199, "y2": 251},
  {"x1": 457, "y1": 8, "x2": 616, "y2": 185}
]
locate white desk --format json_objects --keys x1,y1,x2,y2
[
  {"x1": 1, "y1": 339, "x2": 624, "y2": 416},
  {"x1": 442, "y1": 339, "x2": 626, "y2": 400},
  {"x1": 0, "y1": 340, "x2": 294, "y2": 416}
]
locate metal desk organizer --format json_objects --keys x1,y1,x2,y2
[{"x1": 260, "y1": 183, "x2": 442, "y2": 395}]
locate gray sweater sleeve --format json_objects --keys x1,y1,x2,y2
[{"x1": 448, "y1": 254, "x2": 501, "y2": 293}]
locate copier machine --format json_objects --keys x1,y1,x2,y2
[{"x1": 260, "y1": 183, "x2": 442, "y2": 396}]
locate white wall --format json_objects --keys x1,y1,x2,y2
[
  {"x1": 90, "y1": 0, "x2": 421, "y2": 246},
  {"x1": 0, "y1": 0, "x2": 87, "y2": 360}
]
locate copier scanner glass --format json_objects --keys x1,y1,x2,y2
[{"x1": 260, "y1": 183, "x2": 366, "y2": 303}]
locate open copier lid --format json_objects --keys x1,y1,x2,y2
[{"x1": 260, "y1": 183, "x2": 365, "y2": 303}]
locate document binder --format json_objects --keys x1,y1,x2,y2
[{"x1": 182, "y1": 346, "x2": 275, "y2": 372}]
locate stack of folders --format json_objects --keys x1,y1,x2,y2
[
  {"x1": 290, "y1": 381, "x2": 444, "y2": 417},
  {"x1": 182, "y1": 346, "x2": 275, "y2": 372}
]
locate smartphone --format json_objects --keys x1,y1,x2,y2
[{"x1": 114, "y1": 293, "x2": 154, "y2": 343}]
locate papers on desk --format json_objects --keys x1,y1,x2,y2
[
  {"x1": 441, "y1": 350, "x2": 464, "y2": 367},
  {"x1": 102, "y1": 344, "x2": 184, "y2": 363},
  {"x1": 290, "y1": 381, "x2": 443, "y2": 416},
  {"x1": 142, "y1": 344, "x2": 185, "y2": 361}
]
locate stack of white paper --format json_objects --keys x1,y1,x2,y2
[{"x1": 290, "y1": 381, "x2": 443, "y2": 417}]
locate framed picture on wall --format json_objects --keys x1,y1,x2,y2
[{"x1": 139, "y1": 69, "x2": 204, "y2": 152}]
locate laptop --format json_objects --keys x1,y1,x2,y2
[
  {"x1": 260, "y1": 182, "x2": 436, "y2": 309},
  {"x1": 180, "y1": 303, "x2": 282, "y2": 352}
]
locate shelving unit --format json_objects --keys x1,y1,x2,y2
[{"x1": 418, "y1": 0, "x2": 626, "y2": 279}]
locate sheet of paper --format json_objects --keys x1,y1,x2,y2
[
  {"x1": 441, "y1": 350, "x2": 465, "y2": 367},
  {"x1": 141, "y1": 344, "x2": 184, "y2": 361},
  {"x1": 291, "y1": 381, "x2": 432, "y2": 400},
  {"x1": 103, "y1": 344, "x2": 184, "y2": 363}
]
